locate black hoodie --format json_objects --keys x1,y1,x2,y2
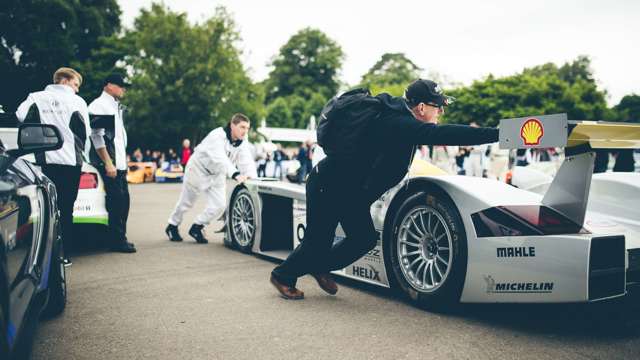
[{"x1": 318, "y1": 94, "x2": 499, "y2": 204}]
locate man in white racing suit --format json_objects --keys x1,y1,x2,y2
[{"x1": 165, "y1": 113, "x2": 256, "y2": 243}]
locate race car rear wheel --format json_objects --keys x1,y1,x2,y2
[
  {"x1": 229, "y1": 189, "x2": 256, "y2": 253},
  {"x1": 387, "y1": 190, "x2": 467, "y2": 310}
]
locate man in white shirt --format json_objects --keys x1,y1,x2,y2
[
  {"x1": 88, "y1": 74, "x2": 136, "y2": 253},
  {"x1": 16, "y1": 67, "x2": 91, "y2": 262},
  {"x1": 165, "y1": 113, "x2": 257, "y2": 243}
]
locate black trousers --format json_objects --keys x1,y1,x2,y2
[
  {"x1": 41, "y1": 165, "x2": 81, "y2": 255},
  {"x1": 272, "y1": 166, "x2": 379, "y2": 287},
  {"x1": 99, "y1": 169, "x2": 130, "y2": 245}
]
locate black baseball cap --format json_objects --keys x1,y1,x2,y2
[
  {"x1": 405, "y1": 79, "x2": 455, "y2": 108},
  {"x1": 104, "y1": 73, "x2": 130, "y2": 88}
]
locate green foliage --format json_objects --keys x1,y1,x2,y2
[
  {"x1": 102, "y1": 4, "x2": 261, "y2": 150},
  {"x1": 445, "y1": 57, "x2": 609, "y2": 127},
  {"x1": 0, "y1": 0, "x2": 121, "y2": 111},
  {"x1": 265, "y1": 28, "x2": 344, "y2": 102},
  {"x1": 266, "y1": 97, "x2": 293, "y2": 128},
  {"x1": 613, "y1": 94, "x2": 640, "y2": 123},
  {"x1": 262, "y1": 28, "x2": 342, "y2": 129},
  {"x1": 360, "y1": 53, "x2": 421, "y2": 90}
]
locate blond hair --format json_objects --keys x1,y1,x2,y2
[
  {"x1": 53, "y1": 67, "x2": 83, "y2": 86},
  {"x1": 230, "y1": 113, "x2": 250, "y2": 125}
]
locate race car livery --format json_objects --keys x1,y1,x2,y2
[{"x1": 224, "y1": 114, "x2": 640, "y2": 309}]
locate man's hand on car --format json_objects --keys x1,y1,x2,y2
[{"x1": 235, "y1": 175, "x2": 249, "y2": 183}]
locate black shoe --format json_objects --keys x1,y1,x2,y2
[
  {"x1": 189, "y1": 224, "x2": 208, "y2": 244},
  {"x1": 63, "y1": 258, "x2": 73, "y2": 267},
  {"x1": 111, "y1": 242, "x2": 137, "y2": 253},
  {"x1": 165, "y1": 224, "x2": 183, "y2": 242}
]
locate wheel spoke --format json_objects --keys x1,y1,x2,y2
[
  {"x1": 437, "y1": 246, "x2": 449, "y2": 251},
  {"x1": 434, "y1": 260, "x2": 443, "y2": 278},
  {"x1": 435, "y1": 233, "x2": 446, "y2": 243},
  {"x1": 436, "y1": 254, "x2": 449, "y2": 267},
  {"x1": 415, "y1": 260, "x2": 426, "y2": 279},
  {"x1": 400, "y1": 239, "x2": 420, "y2": 247},
  {"x1": 408, "y1": 256, "x2": 422, "y2": 268},
  {"x1": 405, "y1": 228, "x2": 422, "y2": 241},
  {"x1": 418, "y1": 211, "x2": 427, "y2": 236},
  {"x1": 411, "y1": 216, "x2": 425, "y2": 237},
  {"x1": 404, "y1": 249, "x2": 422, "y2": 257},
  {"x1": 429, "y1": 262, "x2": 435, "y2": 285},
  {"x1": 422, "y1": 262, "x2": 429, "y2": 286},
  {"x1": 432, "y1": 220, "x2": 440, "y2": 235}
]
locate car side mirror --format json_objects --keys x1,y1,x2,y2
[
  {"x1": 6, "y1": 124, "x2": 63, "y2": 159},
  {"x1": 18, "y1": 123, "x2": 63, "y2": 153}
]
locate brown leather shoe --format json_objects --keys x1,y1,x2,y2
[
  {"x1": 311, "y1": 273, "x2": 338, "y2": 295},
  {"x1": 270, "y1": 275, "x2": 304, "y2": 300}
]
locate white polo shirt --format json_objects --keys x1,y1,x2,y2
[{"x1": 88, "y1": 91, "x2": 128, "y2": 171}]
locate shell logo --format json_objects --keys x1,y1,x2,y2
[{"x1": 520, "y1": 118, "x2": 544, "y2": 146}]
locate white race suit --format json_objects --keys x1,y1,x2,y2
[{"x1": 168, "y1": 127, "x2": 257, "y2": 226}]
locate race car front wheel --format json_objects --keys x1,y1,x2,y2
[
  {"x1": 229, "y1": 189, "x2": 256, "y2": 253},
  {"x1": 387, "y1": 190, "x2": 467, "y2": 310}
]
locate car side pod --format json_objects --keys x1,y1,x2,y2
[{"x1": 499, "y1": 114, "x2": 640, "y2": 300}]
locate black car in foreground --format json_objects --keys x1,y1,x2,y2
[{"x1": 0, "y1": 122, "x2": 66, "y2": 359}]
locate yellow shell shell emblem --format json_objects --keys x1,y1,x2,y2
[{"x1": 520, "y1": 118, "x2": 544, "y2": 146}]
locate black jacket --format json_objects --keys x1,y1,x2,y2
[{"x1": 318, "y1": 94, "x2": 499, "y2": 203}]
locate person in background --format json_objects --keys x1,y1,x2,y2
[
  {"x1": 273, "y1": 144, "x2": 286, "y2": 179},
  {"x1": 165, "y1": 114, "x2": 257, "y2": 243},
  {"x1": 88, "y1": 73, "x2": 136, "y2": 253},
  {"x1": 181, "y1": 139, "x2": 192, "y2": 167}
]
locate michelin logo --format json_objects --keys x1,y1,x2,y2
[{"x1": 483, "y1": 275, "x2": 553, "y2": 294}]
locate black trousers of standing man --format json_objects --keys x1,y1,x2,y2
[
  {"x1": 41, "y1": 164, "x2": 82, "y2": 257},
  {"x1": 272, "y1": 160, "x2": 379, "y2": 287},
  {"x1": 99, "y1": 169, "x2": 130, "y2": 246}
]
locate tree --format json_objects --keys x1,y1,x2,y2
[
  {"x1": 614, "y1": 94, "x2": 640, "y2": 123},
  {"x1": 266, "y1": 97, "x2": 293, "y2": 128},
  {"x1": 102, "y1": 4, "x2": 262, "y2": 150},
  {"x1": 360, "y1": 53, "x2": 421, "y2": 90},
  {"x1": 0, "y1": 0, "x2": 121, "y2": 111},
  {"x1": 265, "y1": 28, "x2": 344, "y2": 104},
  {"x1": 445, "y1": 57, "x2": 609, "y2": 127}
]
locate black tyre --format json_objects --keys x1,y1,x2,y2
[
  {"x1": 229, "y1": 189, "x2": 256, "y2": 253},
  {"x1": 41, "y1": 238, "x2": 67, "y2": 318},
  {"x1": 386, "y1": 190, "x2": 467, "y2": 310}
]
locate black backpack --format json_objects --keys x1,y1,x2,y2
[{"x1": 317, "y1": 88, "x2": 383, "y2": 158}]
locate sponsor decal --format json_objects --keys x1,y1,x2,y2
[
  {"x1": 483, "y1": 275, "x2": 553, "y2": 294},
  {"x1": 520, "y1": 118, "x2": 544, "y2": 146},
  {"x1": 496, "y1": 246, "x2": 535, "y2": 258},
  {"x1": 296, "y1": 224, "x2": 305, "y2": 242},
  {"x1": 352, "y1": 265, "x2": 381, "y2": 281}
]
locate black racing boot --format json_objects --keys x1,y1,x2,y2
[
  {"x1": 189, "y1": 224, "x2": 208, "y2": 244},
  {"x1": 165, "y1": 224, "x2": 183, "y2": 242}
]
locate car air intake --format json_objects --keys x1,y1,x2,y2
[
  {"x1": 589, "y1": 236, "x2": 626, "y2": 300},
  {"x1": 79, "y1": 172, "x2": 98, "y2": 189}
]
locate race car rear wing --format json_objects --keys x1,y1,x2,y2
[{"x1": 499, "y1": 113, "x2": 640, "y2": 226}]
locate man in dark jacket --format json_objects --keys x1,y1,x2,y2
[{"x1": 270, "y1": 79, "x2": 499, "y2": 299}]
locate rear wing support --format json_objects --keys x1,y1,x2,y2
[{"x1": 499, "y1": 113, "x2": 640, "y2": 226}]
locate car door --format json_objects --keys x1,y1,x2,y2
[{"x1": 0, "y1": 158, "x2": 40, "y2": 348}]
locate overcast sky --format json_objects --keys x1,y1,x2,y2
[{"x1": 118, "y1": 0, "x2": 639, "y2": 106}]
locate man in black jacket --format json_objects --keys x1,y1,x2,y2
[{"x1": 270, "y1": 79, "x2": 499, "y2": 300}]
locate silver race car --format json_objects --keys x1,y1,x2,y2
[{"x1": 224, "y1": 114, "x2": 640, "y2": 309}]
